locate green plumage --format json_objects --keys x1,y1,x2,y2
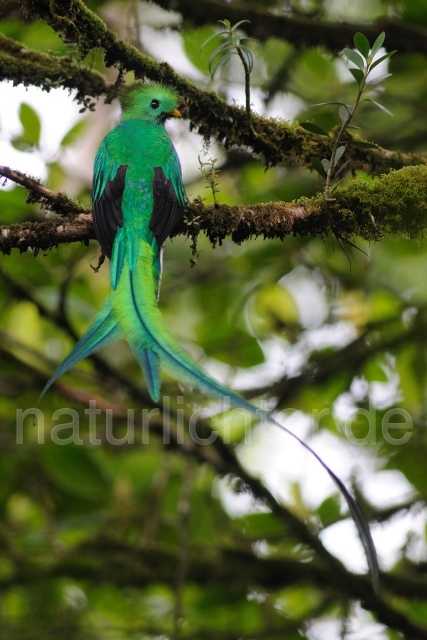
[
  {"x1": 41, "y1": 83, "x2": 187, "y2": 401},
  {"x1": 41, "y1": 83, "x2": 378, "y2": 592}
]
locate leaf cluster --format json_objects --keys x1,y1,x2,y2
[
  {"x1": 301, "y1": 32, "x2": 396, "y2": 196},
  {"x1": 201, "y1": 19, "x2": 255, "y2": 79}
]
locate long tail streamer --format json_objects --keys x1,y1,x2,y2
[{"x1": 41, "y1": 237, "x2": 379, "y2": 593}]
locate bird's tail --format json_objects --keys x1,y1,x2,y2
[
  {"x1": 39, "y1": 300, "x2": 120, "y2": 401},
  {"x1": 112, "y1": 239, "x2": 379, "y2": 593}
]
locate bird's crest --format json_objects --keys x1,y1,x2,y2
[{"x1": 119, "y1": 82, "x2": 180, "y2": 123}]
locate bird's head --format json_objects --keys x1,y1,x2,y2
[{"x1": 119, "y1": 82, "x2": 181, "y2": 124}]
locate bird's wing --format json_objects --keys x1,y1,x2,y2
[
  {"x1": 149, "y1": 147, "x2": 186, "y2": 247},
  {"x1": 93, "y1": 137, "x2": 185, "y2": 256},
  {"x1": 92, "y1": 140, "x2": 127, "y2": 259}
]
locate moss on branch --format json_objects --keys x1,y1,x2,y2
[
  {"x1": 2, "y1": 164, "x2": 427, "y2": 255},
  {"x1": 0, "y1": 33, "x2": 110, "y2": 103},
  {"x1": 16, "y1": 0, "x2": 426, "y2": 175},
  {"x1": 0, "y1": 165, "x2": 89, "y2": 216},
  {"x1": 178, "y1": 165, "x2": 427, "y2": 245},
  {"x1": 0, "y1": 214, "x2": 94, "y2": 255}
]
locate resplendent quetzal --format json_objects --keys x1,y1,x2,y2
[{"x1": 41, "y1": 82, "x2": 378, "y2": 591}]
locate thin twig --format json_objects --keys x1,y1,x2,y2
[
  {"x1": 0, "y1": 164, "x2": 88, "y2": 217},
  {"x1": 236, "y1": 43, "x2": 251, "y2": 119}
]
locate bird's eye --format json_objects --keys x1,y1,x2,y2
[{"x1": 150, "y1": 99, "x2": 160, "y2": 109}]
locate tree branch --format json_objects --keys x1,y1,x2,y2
[
  {"x1": 151, "y1": 0, "x2": 427, "y2": 56},
  {"x1": 0, "y1": 214, "x2": 94, "y2": 255},
  {"x1": 2, "y1": 164, "x2": 427, "y2": 255},
  {"x1": 0, "y1": 32, "x2": 111, "y2": 104},
  {"x1": 15, "y1": 0, "x2": 426, "y2": 175},
  {"x1": 0, "y1": 165, "x2": 88, "y2": 216}
]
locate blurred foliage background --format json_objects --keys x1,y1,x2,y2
[{"x1": 1, "y1": 0, "x2": 427, "y2": 638}]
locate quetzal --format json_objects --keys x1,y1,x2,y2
[{"x1": 41, "y1": 82, "x2": 378, "y2": 591}]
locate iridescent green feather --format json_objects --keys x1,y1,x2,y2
[{"x1": 40, "y1": 83, "x2": 379, "y2": 592}]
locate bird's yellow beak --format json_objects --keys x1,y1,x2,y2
[{"x1": 169, "y1": 108, "x2": 181, "y2": 118}]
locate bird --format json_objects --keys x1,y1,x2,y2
[{"x1": 41, "y1": 82, "x2": 378, "y2": 592}]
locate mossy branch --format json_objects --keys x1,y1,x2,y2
[
  {"x1": 0, "y1": 215, "x2": 94, "y2": 255},
  {"x1": 2, "y1": 164, "x2": 427, "y2": 255},
  {"x1": 185, "y1": 164, "x2": 427, "y2": 245},
  {"x1": 15, "y1": 1, "x2": 426, "y2": 175},
  {"x1": 0, "y1": 33, "x2": 110, "y2": 103},
  {"x1": 0, "y1": 165, "x2": 88, "y2": 217}
]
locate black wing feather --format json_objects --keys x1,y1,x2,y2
[
  {"x1": 93, "y1": 165, "x2": 127, "y2": 258},
  {"x1": 150, "y1": 167, "x2": 185, "y2": 247}
]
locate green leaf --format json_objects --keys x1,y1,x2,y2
[
  {"x1": 321, "y1": 158, "x2": 330, "y2": 172},
  {"x1": 333, "y1": 159, "x2": 350, "y2": 179},
  {"x1": 231, "y1": 19, "x2": 250, "y2": 31},
  {"x1": 334, "y1": 145, "x2": 346, "y2": 165},
  {"x1": 363, "y1": 98, "x2": 394, "y2": 117},
  {"x1": 354, "y1": 32, "x2": 370, "y2": 59},
  {"x1": 252, "y1": 282, "x2": 299, "y2": 334},
  {"x1": 209, "y1": 41, "x2": 234, "y2": 66},
  {"x1": 343, "y1": 48, "x2": 365, "y2": 71},
  {"x1": 210, "y1": 51, "x2": 235, "y2": 78},
  {"x1": 312, "y1": 101, "x2": 348, "y2": 108},
  {"x1": 366, "y1": 73, "x2": 392, "y2": 87},
  {"x1": 197, "y1": 322, "x2": 264, "y2": 367},
  {"x1": 218, "y1": 19, "x2": 231, "y2": 30},
  {"x1": 18, "y1": 103, "x2": 41, "y2": 147},
  {"x1": 349, "y1": 67, "x2": 364, "y2": 85},
  {"x1": 371, "y1": 31, "x2": 385, "y2": 58},
  {"x1": 232, "y1": 512, "x2": 284, "y2": 538},
  {"x1": 240, "y1": 45, "x2": 254, "y2": 72},
  {"x1": 370, "y1": 50, "x2": 397, "y2": 71},
  {"x1": 60, "y1": 118, "x2": 86, "y2": 147},
  {"x1": 185, "y1": 26, "x2": 220, "y2": 72},
  {"x1": 300, "y1": 122, "x2": 330, "y2": 137},
  {"x1": 348, "y1": 140, "x2": 379, "y2": 149},
  {"x1": 317, "y1": 495, "x2": 342, "y2": 527},
  {"x1": 339, "y1": 105, "x2": 350, "y2": 123},
  {"x1": 311, "y1": 156, "x2": 327, "y2": 178},
  {"x1": 201, "y1": 30, "x2": 229, "y2": 49},
  {"x1": 208, "y1": 43, "x2": 234, "y2": 76},
  {"x1": 43, "y1": 444, "x2": 112, "y2": 503}
]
